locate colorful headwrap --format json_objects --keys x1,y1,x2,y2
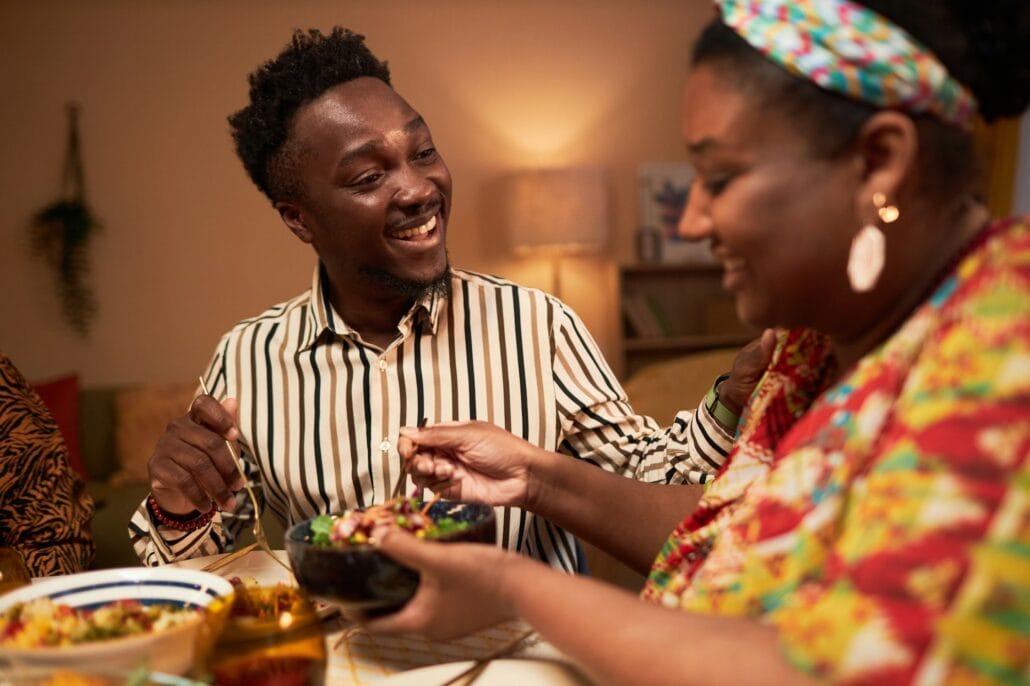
[{"x1": 716, "y1": 0, "x2": 978, "y2": 129}]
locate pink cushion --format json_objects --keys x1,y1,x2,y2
[{"x1": 32, "y1": 373, "x2": 86, "y2": 480}]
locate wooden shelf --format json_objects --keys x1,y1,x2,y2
[
  {"x1": 620, "y1": 261, "x2": 723, "y2": 277},
  {"x1": 618, "y1": 262, "x2": 750, "y2": 379},
  {"x1": 623, "y1": 333, "x2": 753, "y2": 352}
]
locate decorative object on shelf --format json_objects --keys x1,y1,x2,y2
[
  {"x1": 29, "y1": 102, "x2": 103, "y2": 336},
  {"x1": 637, "y1": 162, "x2": 716, "y2": 264},
  {"x1": 503, "y1": 166, "x2": 610, "y2": 299},
  {"x1": 635, "y1": 225, "x2": 662, "y2": 263}
]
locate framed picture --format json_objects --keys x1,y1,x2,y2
[{"x1": 637, "y1": 162, "x2": 715, "y2": 263}]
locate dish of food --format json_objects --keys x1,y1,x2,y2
[
  {"x1": 0, "y1": 567, "x2": 233, "y2": 676},
  {"x1": 309, "y1": 495, "x2": 472, "y2": 546},
  {"x1": 285, "y1": 498, "x2": 496, "y2": 620},
  {"x1": 200, "y1": 579, "x2": 326, "y2": 686},
  {"x1": 1, "y1": 598, "x2": 199, "y2": 649}
]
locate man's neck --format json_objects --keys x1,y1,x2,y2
[{"x1": 334, "y1": 290, "x2": 414, "y2": 350}]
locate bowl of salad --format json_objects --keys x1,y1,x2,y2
[
  {"x1": 285, "y1": 496, "x2": 496, "y2": 619},
  {"x1": 0, "y1": 567, "x2": 233, "y2": 676}
]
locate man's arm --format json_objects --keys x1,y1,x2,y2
[
  {"x1": 128, "y1": 356, "x2": 256, "y2": 565},
  {"x1": 549, "y1": 303, "x2": 772, "y2": 483}
]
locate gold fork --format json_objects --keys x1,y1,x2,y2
[
  {"x1": 198, "y1": 377, "x2": 292, "y2": 576},
  {"x1": 391, "y1": 417, "x2": 428, "y2": 501}
]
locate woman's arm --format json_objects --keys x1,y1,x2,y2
[
  {"x1": 399, "y1": 422, "x2": 699, "y2": 573},
  {"x1": 367, "y1": 533, "x2": 815, "y2": 686}
]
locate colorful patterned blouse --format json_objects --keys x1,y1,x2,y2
[{"x1": 643, "y1": 217, "x2": 1029, "y2": 684}]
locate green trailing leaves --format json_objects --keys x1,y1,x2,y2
[{"x1": 30, "y1": 103, "x2": 102, "y2": 336}]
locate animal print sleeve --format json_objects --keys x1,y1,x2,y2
[{"x1": 0, "y1": 352, "x2": 95, "y2": 576}]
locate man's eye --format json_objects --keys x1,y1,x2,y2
[
  {"x1": 415, "y1": 147, "x2": 437, "y2": 161},
  {"x1": 352, "y1": 172, "x2": 383, "y2": 186}
]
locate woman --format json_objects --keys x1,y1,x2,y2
[
  {"x1": 0, "y1": 352, "x2": 95, "y2": 576},
  {"x1": 367, "y1": 1, "x2": 1029, "y2": 683}
]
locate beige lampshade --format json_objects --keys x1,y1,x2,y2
[{"x1": 504, "y1": 167, "x2": 610, "y2": 255}]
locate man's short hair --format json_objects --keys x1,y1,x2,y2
[{"x1": 228, "y1": 27, "x2": 391, "y2": 203}]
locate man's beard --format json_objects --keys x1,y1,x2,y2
[{"x1": 357, "y1": 259, "x2": 452, "y2": 302}]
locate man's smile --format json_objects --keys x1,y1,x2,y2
[{"x1": 388, "y1": 214, "x2": 437, "y2": 241}]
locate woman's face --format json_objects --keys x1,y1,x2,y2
[{"x1": 678, "y1": 64, "x2": 863, "y2": 332}]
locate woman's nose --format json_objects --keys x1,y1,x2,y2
[{"x1": 678, "y1": 183, "x2": 712, "y2": 240}]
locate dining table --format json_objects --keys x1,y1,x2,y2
[{"x1": 168, "y1": 549, "x2": 593, "y2": 686}]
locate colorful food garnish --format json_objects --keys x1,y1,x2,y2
[
  {"x1": 309, "y1": 496, "x2": 471, "y2": 546},
  {"x1": 0, "y1": 598, "x2": 198, "y2": 648}
]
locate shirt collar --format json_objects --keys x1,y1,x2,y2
[{"x1": 301, "y1": 264, "x2": 444, "y2": 351}]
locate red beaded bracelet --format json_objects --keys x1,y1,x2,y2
[{"x1": 147, "y1": 494, "x2": 216, "y2": 532}]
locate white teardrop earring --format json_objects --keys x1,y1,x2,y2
[{"x1": 847, "y1": 192, "x2": 898, "y2": 292}]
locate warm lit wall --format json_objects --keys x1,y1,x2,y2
[{"x1": 0, "y1": 0, "x2": 712, "y2": 385}]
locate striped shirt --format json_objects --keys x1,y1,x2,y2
[{"x1": 130, "y1": 267, "x2": 734, "y2": 571}]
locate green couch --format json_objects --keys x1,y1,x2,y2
[{"x1": 80, "y1": 388, "x2": 283, "y2": 569}]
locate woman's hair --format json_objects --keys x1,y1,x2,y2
[
  {"x1": 228, "y1": 27, "x2": 392, "y2": 204},
  {"x1": 691, "y1": 0, "x2": 1030, "y2": 201}
]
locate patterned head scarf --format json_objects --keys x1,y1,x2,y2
[{"x1": 716, "y1": 0, "x2": 979, "y2": 129}]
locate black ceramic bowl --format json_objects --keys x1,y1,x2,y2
[{"x1": 285, "y1": 500, "x2": 496, "y2": 619}]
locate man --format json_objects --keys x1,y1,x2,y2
[{"x1": 129, "y1": 28, "x2": 765, "y2": 571}]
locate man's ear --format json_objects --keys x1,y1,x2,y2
[
  {"x1": 850, "y1": 110, "x2": 918, "y2": 222},
  {"x1": 276, "y1": 201, "x2": 314, "y2": 244}
]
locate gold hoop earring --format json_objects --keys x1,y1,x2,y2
[{"x1": 847, "y1": 193, "x2": 900, "y2": 292}]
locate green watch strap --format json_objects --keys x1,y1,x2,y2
[{"x1": 706, "y1": 373, "x2": 740, "y2": 429}]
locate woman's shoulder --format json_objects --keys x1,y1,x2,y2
[{"x1": 942, "y1": 215, "x2": 1028, "y2": 308}]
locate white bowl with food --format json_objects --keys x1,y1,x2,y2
[{"x1": 0, "y1": 566, "x2": 233, "y2": 676}]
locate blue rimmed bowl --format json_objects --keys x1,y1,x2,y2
[
  {"x1": 0, "y1": 567, "x2": 233, "y2": 675},
  {"x1": 286, "y1": 500, "x2": 496, "y2": 620}
]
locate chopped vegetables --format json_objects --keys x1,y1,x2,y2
[
  {"x1": 0, "y1": 598, "x2": 198, "y2": 648},
  {"x1": 310, "y1": 496, "x2": 471, "y2": 547}
]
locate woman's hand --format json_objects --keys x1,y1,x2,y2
[
  {"x1": 362, "y1": 531, "x2": 520, "y2": 640},
  {"x1": 397, "y1": 421, "x2": 544, "y2": 508}
]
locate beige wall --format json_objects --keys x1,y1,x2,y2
[{"x1": 0, "y1": 0, "x2": 711, "y2": 385}]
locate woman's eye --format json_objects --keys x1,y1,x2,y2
[{"x1": 702, "y1": 176, "x2": 732, "y2": 196}]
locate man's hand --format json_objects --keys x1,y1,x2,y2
[
  {"x1": 147, "y1": 394, "x2": 244, "y2": 516},
  {"x1": 717, "y1": 329, "x2": 777, "y2": 416}
]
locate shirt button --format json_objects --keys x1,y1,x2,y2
[
  {"x1": 378, "y1": 359, "x2": 388, "y2": 371},
  {"x1": 380, "y1": 439, "x2": 390, "y2": 452}
]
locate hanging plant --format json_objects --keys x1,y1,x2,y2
[{"x1": 30, "y1": 102, "x2": 103, "y2": 336}]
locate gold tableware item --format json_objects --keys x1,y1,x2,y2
[
  {"x1": 196, "y1": 582, "x2": 326, "y2": 686},
  {"x1": 197, "y1": 377, "x2": 291, "y2": 576}
]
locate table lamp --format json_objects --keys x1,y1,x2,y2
[{"x1": 503, "y1": 167, "x2": 610, "y2": 298}]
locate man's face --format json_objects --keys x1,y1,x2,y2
[{"x1": 278, "y1": 77, "x2": 452, "y2": 301}]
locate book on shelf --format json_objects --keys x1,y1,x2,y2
[
  {"x1": 622, "y1": 293, "x2": 663, "y2": 337},
  {"x1": 644, "y1": 295, "x2": 673, "y2": 336}
]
